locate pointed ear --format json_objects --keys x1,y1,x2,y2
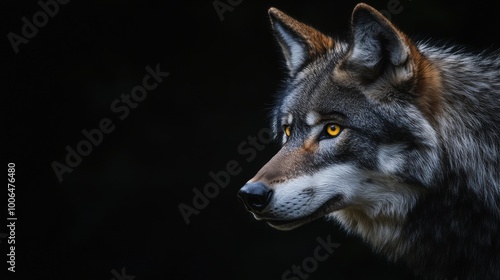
[
  {"x1": 268, "y1": 7, "x2": 334, "y2": 76},
  {"x1": 340, "y1": 3, "x2": 414, "y2": 83}
]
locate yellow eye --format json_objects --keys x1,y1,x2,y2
[
  {"x1": 284, "y1": 125, "x2": 291, "y2": 137},
  {"x1": 325, "y1": 123, "x2": 341, "y2": 137}
]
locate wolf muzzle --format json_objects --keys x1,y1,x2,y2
[{"x1": 237, "y1": 182, "x2": 273, "y2": 212}]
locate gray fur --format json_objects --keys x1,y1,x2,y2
[{"x1": 239, "y1": 4, "x2": 500, "y2": 279}]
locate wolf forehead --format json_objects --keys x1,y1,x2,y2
[
  {"x1": 271, "y1": 58, "x2": 374, "y2": 131},
  {"x1": 274, "y1": 84, "x2": 365, "y2": 123}
]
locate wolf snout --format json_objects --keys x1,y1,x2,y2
[{"x1": 238, "y1": 182, "x2": 273, "y2": 212}]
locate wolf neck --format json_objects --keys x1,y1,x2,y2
[
  {"x1": 330, "y1": 189, "x2": 419, "y2": 261},
  {"x1": 333, "y1": 187, "x2": 500, "y2": 278}
]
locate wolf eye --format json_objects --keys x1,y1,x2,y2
[
  {"x1": 325, "y1": 123, "x2": 342, "y2": 137},
  {"x1": 284, "y1": 125, "x2": 291, "y2": 137}
]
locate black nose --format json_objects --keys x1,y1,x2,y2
[{"x1": 238, "y1": 182, "x2": 273, "y2": 212}]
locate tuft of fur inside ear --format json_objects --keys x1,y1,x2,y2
[
  {"x1": 339, "y1": 3, "x2": 414, "y2": 84},
  {"x1": 268, "y1": 7, "x2": 334, "y2": 76}
]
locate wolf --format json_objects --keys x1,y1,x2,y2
[{"x1": 237, "y1": 3, "x2": 500, "y2": 280}]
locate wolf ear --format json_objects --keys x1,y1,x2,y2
[
  {"x1": 268, "y1": 7, "x2": 334, "y2": 76},
  {"x1": 340, "y1": 3, "x2": 414, "y2": 83}
]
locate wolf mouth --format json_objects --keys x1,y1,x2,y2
[{"x1": 263, "y1": 194, "x2": 344, "y2": 230}]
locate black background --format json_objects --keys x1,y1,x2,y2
[{"x1": 3, "y1": 0, "x2": 500, "y2": 279}]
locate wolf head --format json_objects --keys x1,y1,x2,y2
[{"x1": 238, "y1": 3, "x2": 442, "y2": 242}]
